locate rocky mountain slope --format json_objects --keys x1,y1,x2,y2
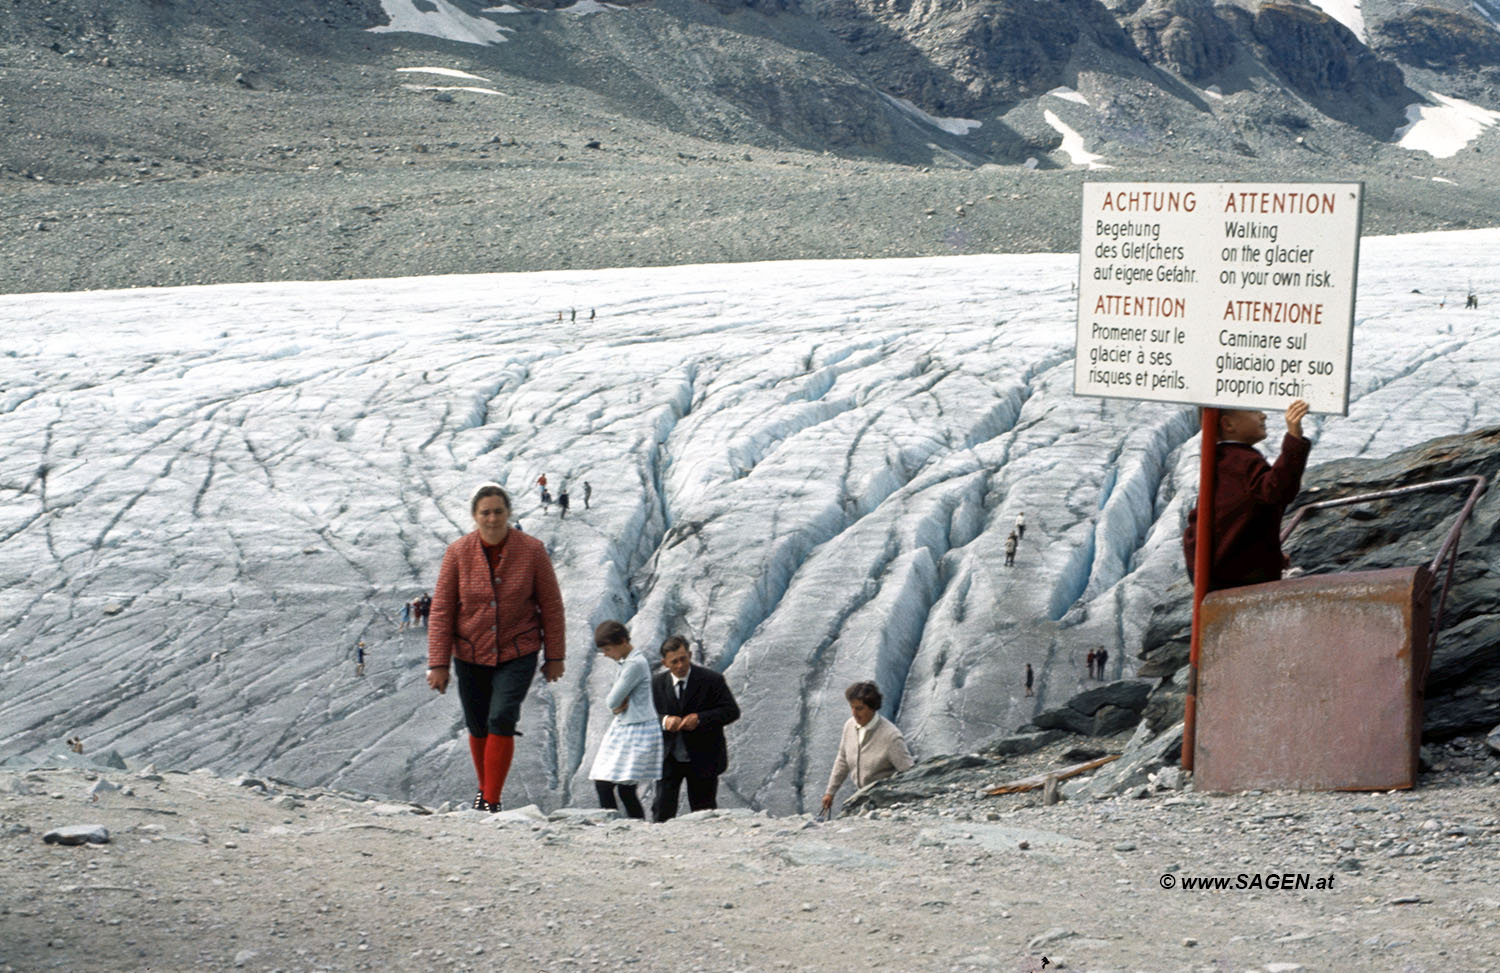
[{"x1": 1, "y1": 0, "x2": 1499, "y2": 293}]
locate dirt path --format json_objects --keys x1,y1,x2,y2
[{"x1": 3, "y1": 762, "x2": 1498, "y2": 972}]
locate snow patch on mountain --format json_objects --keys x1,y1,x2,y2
[
  {"x1": 1308, "y1": 0, "x2": 1367, "y2": 42},
  {"x1": 880, "y1": 94, "x2": 982, "y2": 135},
  {"x1": 370, "y1": 0, "x2": 514, "y2": 45},
  {"x1": 1044, "y1": 111, "x2": 1112, "y2": 170},
  {"x1": 1397, "y1": 92, "x2": 1500, "y2": 158}
]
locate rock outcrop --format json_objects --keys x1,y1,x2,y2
[
  {"x1": 1236, "y1": 2, "x2": 1413, "y2": 133},
  {"x1": 810, "y1": 0, "x2": 1142, "y2": 116},
  {"x1": 1120, "y1": 0, "x2": 1237, "y2": 81},
  {"x1": 1373, "y1": 7, "x2": 1500, "y2": 74},
  {"x1": 1137, "y1": 426, "x2": 1500, "y2": 741}
]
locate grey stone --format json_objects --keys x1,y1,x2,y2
[
  {"x1": 1031, "y1": 705, "x2": 1095, "y2": 735},
  {"x1": 1091, "y1": 704, "x2": 1140, "y2": 736},
  {"x1": 1026, "y1": 927, "x2": 1075, "y2": 949},
  {"x1": 978, "y1": 729, "x2": 1064, "y2": 757},
  {"x1": 233, "y1": 949, "x2": 258, "y2": 967},
  {"x1": 1151, "y1": 766, "x2": 1185, "y2": 791},
  {"x1": 1062, "y1": 722, "x2": 1184, "y2": 800},
  {"x1": 1066, "y1": 679, "x2": 1153, "y2": 715},
  {"x1": 1486, "y1": 723, "x2": 1500, "y2": 756},
  {"x1": 547, "y1": 807, "x2": 619, "y2": 824},
  {"x1": 43, "y1": 824, "x2": 109, "y2": 845},
  {"x1": 87, "y1": 778, "x2": 120, "y2": 798},
  {"x1": 494, "y1": 804, "x2": 547, "y2": 824}
]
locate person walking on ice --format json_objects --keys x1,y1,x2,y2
[
  {"x1": 583, "y1": 481, "x2": 592, "y2": 509},
  {"x1": 1024, "y1": 663, "x2": 1034, "y2": 697},
  {"x1": 557, "y1": 488, "x2": 570, "y2": 519},
  {"x1": 1014, "y1": 511, "x2": 1025, "y2": 541},
  {"x1": 355, "y1": 641, "x2": 367, "y2": 677},
  {"x1": 1004, "y1": 531, "x2": 1017, "y2": 567}
]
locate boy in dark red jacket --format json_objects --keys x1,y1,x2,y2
[{"x1": 1183, "y1": 399, "x2": 1311, "y2": 591}]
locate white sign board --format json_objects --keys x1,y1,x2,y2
[{"x1": 1074, "y1": 182, "x2": 1362, "y2": 414}]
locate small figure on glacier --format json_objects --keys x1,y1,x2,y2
[
  {"x1": 1004, "y1": 531, "x2": 1018, "y2": 567},
  {"x1": 540, "y1": 487, "x2": 553, "y2": 510},
  {"x1": 1183, "y1": 400, "x2": 1311, "y2": 591},
  {"x1": 1014, "y1": 511, "x2": 1026, "y2": 541},
  {"x1": 399, "y1": 600, "x2": 411, "y2": 632},
  {"x1": 1466, "y1": 292, "x2": 1479, "y2": 309},
  {"x1": 354, "y1": 640, "x2": 367, "y2": 677},
  {"x1": 1096, "y1": 647, "x2": 1108, "y2": 679},
  {"x1": 1086, "y1": 649, "x2": 1097, "y2": 680},
  {"x1": 557, "y1": 488, "x2": 570, "y2": 519},
  {"x1": 418, "y1": 592, "x2": 432, "y2": 628},
  {"x1": 1024, "y1": 663, "x2": 1035, "y2": 697},
  {"x1": 583, "y1": 481, "x2": 592, "y2": 509}
]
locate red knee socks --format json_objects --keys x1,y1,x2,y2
[
  {"x1": 481, "y1": 734, "x2": 515, "y2": 805},
  {"x1": 467, "y1": 734, "x2": 486, "y2": 787}
]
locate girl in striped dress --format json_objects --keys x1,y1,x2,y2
[{"x1": 589, "y1": 621, "x2": 663, "y2": 818}]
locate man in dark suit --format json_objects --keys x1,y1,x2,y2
[{"x1": 650, "y1": 636, "x2": 741, "y2": 822}]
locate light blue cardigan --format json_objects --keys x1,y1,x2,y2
[{"x1": 605, "y1": 647, "x2": 656, "y2": 726}]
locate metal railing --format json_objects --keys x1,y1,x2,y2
[{"x1": 1280, "y1": 474, "x2": 1489, "y2": 668}]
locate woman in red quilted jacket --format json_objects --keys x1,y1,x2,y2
[{"x1": 427, "y1": 483, "x2": 566, "y2": 811}]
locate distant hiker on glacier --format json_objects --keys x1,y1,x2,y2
[
  {"x1": 1467, "y1": 292, "x2": 1479, "y2": 309},
  {"x1": 399, "y1": 601, "x2": 411, "y2": 632},
  {"x1": 1096, "y1": 647, "x2": 1108, "y2": 679},
  {"x1": 1014, "y1": 512, "x2": 1026, "y2": 541},
  {"x1": 1004, "y1": 532, "x2": 1018, "y2": 567},
  {"x1": 1086, "y1": 649, "x2": 1097, "y2": 680},
  {"x1": 354, "y1": 641, "x2": 367, "y2": 677},
  {"x1": 427, "y1": 484, "x2": 566, "y2": 812},
  {"x1": 557, "y1": 488, "x2": 570, "y2": 519},
  {"x1": 1183, "y1": 400, "x2": 1311, "y2": 591},
  {"x1": 1025, "y1": 663, "x2": 1034, "y2": 697},
  {"x1": 583, "y1": 481, "x2": 592, "y2": 509}
]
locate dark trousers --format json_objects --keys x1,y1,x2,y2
[
  {"x1": 453, "y1": 653, "x2": 538, "y2": 737},
  {"x1": 595, "y1": 781, "x2": 644, "y2": 819},
  {"x1": 652, "y1": 759, "x2": 719, "y2": 822}
]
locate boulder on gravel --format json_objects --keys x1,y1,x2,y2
[{"x1": 43, "y1": 824, "x2": 110, "y2": 845}]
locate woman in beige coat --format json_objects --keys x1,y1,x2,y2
[{"x1": 820, "y1": 681, "x2": 914, "y2": 814}]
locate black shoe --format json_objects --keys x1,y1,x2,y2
[
  {"x1": 472, "y1": 790, "x2": 486, "y2": 811},
  {"x1": 485, "y1": 800, "x2": 501, "y2": 813}
]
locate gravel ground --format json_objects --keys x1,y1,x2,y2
[{"x1": 4, "y1": 750, "x2": 1499, "y2": 973}]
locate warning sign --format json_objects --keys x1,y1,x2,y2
[{"x1": 1074, "y1": 182, "x2": 1362, "y2": 414}]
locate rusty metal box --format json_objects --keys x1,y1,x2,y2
[{"x1": 1194, "y1": 566, "x2": 1432, "y2": 792}]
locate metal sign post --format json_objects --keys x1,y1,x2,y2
[{"x1": 1072, "y1": 182, "x2": 1363, "y2": 770}]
